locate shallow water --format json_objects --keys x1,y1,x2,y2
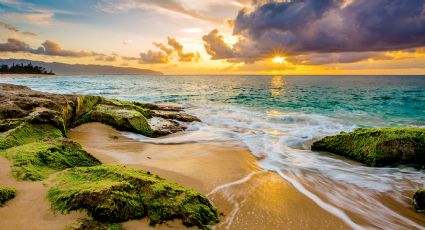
[{"x1": 2, "y1": 75, "x2": 425, "y2": 229}]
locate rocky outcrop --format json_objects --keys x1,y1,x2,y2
[
  {"x1": 0, "y1": 83, "x2": 218, "y2": 228},
  {"x1": 0, "y1": 83, "x2": 201, "y2": 180},
  {"x1": 49, "y1": 165, "x2": 219, "y2": 229},
  {"x1": 0, "y1": 84, "x2": 198, "y2": 137},
  {"x1": 311, "y1": 127, "x2": 425, "y2": 167}
]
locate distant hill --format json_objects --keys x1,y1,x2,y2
[{"x1": 0, "y1": 59, "x2": 162, "y2": 75}]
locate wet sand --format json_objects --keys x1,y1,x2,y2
[{"x1": 69, "y1": 123, "x2": 350, "y2": 229}]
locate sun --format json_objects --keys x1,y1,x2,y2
[{"x1": 272, "y1": 56, "x2": 286, "y2": 64}]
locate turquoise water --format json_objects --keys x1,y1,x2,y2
[
  {"x1": 2, "y1": 75, "x2": 425, "y2": 229},
  {"x1": 3, "y1": 75, "x2": 424, "y2": 126}
]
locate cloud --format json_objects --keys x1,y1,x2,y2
[
  {"x1": 0, "y1": 38, "x2": 39, "y2": 53},
  {"x1": 97, "y1": 0, "x2": 220, "y2": 23},
  {"x1": 0, "y1": 21, "x2": 19, "y2": 32},
  {"x1": 40, "y1": 40, "x2": 96, "y2": 57},
  {"x1": 0, "y1": 38, "x2": 116, "y2": 60},
  {"x1": 139, "y1": 50, "x2": 170, "y2": 64},
  {"x1": 167, "y1": 37, "x2": 200, "y2": 62},
  {"x1": 138, "y1": 36, "x2": 200, "y2": 64},
  {"x1": 203, "y1": 0, "x2": 425, "y2": 64},
  {"x1": 203, "y1": 29, "x2": 235, "y2": 60},
  {"x1": 22, "y1": 31, "x2": 36, "y2": 36},
  {"x1": 0, "y1": 21, "x2": 37, "y2": 36}
]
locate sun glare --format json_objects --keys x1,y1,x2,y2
[{"x1": 272, "y1": 56, "x2": 286, "y2": 64}]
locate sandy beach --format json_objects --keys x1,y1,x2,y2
[
  {"x1": 68, "y1": 123, "x2": 350, "y2": 229},
  {"x1": 0, "y1": 158, "x2": 85, "y2": 230}
]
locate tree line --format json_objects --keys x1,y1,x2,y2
[{"x1": 0, "y1": 63, "x2": 55, "y2": 75}]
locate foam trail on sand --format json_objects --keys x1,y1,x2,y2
[{"x1": 207, "y1": 170, "x2": 267, "y2": 197}]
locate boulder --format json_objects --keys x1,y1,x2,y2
[
  {"x1": 312, "y1": 127, "x2": 425, "y2": 167},
  {"x1": 48, "y1": 165, "x2": 219, "y2": 229}
]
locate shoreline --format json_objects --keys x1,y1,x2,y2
[{"x1": 69, "y1": 123, "x2": 350, "y2": 229}]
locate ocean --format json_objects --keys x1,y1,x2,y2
[{"x1": 2, "y1": 75, "x2": 425, "y2": 229}]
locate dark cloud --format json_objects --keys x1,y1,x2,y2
[
  {"x1": 202, "y1": 29, "x2": 235, "y2": 60},
  {"x1": 204, "y1": 0, "x2": 425, "y2": 63}
]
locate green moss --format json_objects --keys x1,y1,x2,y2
[
  {"x1": 0, "y1": 122, "x2": 63, "y2": 150},
  {"x1": 0, "y1": 119, "x2": 23, "y2": 132},
  {"x1": 89, "y1": 104, "x2": 153, "y2": 136},
  {"x1": 414, "y1": 189, "x2": 425, "y2": 212},
  {"x1": 66, "y1": 218, "x2": 122, "y2": 230},
  {"x1": 48, "y1": 165, "x2": 219, "y2": 229},
  {"x1": 105, "y1": 99, "x2": 153, "y2": 119},
  {"x1": 0, "y1": 186, "x2": 16, "y2": 207},
  {"x1": 0, "y1": 139, "x2": 101, "y2": 181},
  {"x1": 312, "y1": 127, "x2": 425, "y2": 166},
  {"x1": 75, "y1": 96, "x2": 103, "y2": 118}
]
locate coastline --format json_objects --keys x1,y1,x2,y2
[{"x1": 69, "y1": 123, "x2": 350, "y2": 229}]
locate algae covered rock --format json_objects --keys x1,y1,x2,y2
[
  {"x1": 0, "y1": 122, "x2": 62, "y2": 150},
  {"x1": 87, "y1": 104, "x2": 153, "y2": 136},
  {"x1": 0, "y1": 186, "x2": 16, "y2": 207},
  {"x1": 48, "y1": 165, "x2": 219, "y2": 229},
  {"x1": 414, "y1": 189, "x2": 425, "y2": 212},
  {"x1": 0, "y1": 83, "x2": 199, "y2": 138},
  {"x1": 0, "y1": 138, "x2": 100, "y2": 181},
  {"x1": 312, "y1": 127, "x2": 425, "y2": 167}
]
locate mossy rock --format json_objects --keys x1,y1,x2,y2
[
  {"x1": 0, "y1": 138, "x2": 101, "y2": 181},
  {"x1": 103, "y1": 99, "x2": 153, "y2": 119},
  {"x1": 86, "y1": 104, "x2": 153, "y2": 136},
  {"x1": 48, "y1": 165, "x2": 219, "y2": 229},
  {"x1": 75, "y1": 95, "x2": 103, "y2": 118},
  {"x1": 311, "y1": 127, "x2": 425, "y2": 167},
  {"x1": 0, "y1": 186, "x2": 16, "y2": 207},
  {"x1": 66, "y1": 218, "x2": 122, "y2": 230},
  {"x1": 414, "y1": 189, "x2": 425, "y2": 212},
  {"x1": 0, "y1": 122, "x2": 63, "y2": 150}
]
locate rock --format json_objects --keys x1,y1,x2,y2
[
  {"x1": 414, "y1": 189, "x2": 425, "y2": 212},
  {"x1": 312, "y1": 127, "x2": 425, "y2": 167},
  {"x1": 87, "y1": 104, "x2": 153, "y2": 136},
  {"x1": 1, "y1": 137, "x2": 100, "y2": 181},
  {"x1": 148, "y1": 117, "x2": 185, "y2": 135},
  {"x1": 0, "y1": 122, "x2": 63, "y2": 150},
  {"x1": 0, "y1": 186, "x2": 16, "y2": 207},
  {"x1": 48, "y1": 165, "x2": 219, "y2": 229},
  {"x1": 153, "y1": 110, "x2": 201, "y2": 122},
  {"x1": 0, "y1": 83, "x2": 219, "y2": 228},
  {"x1": 0, "y1": 83, "x2": 200, "y2": 137}
]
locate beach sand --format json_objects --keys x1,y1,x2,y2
[
  {"x1": 68, "y1": 123, "x2": 350, "y2": 229},
  {"x1": 0, "y1": 158, "x2": 85, "y2": 230}
]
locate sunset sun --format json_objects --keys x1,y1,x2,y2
[{"x1": 272, "y1": 56, "x2": 287, "y2": 64}]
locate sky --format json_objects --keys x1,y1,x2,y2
[{"x1": 1, "y1": 0, "x2": 425, "y2": 75}]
